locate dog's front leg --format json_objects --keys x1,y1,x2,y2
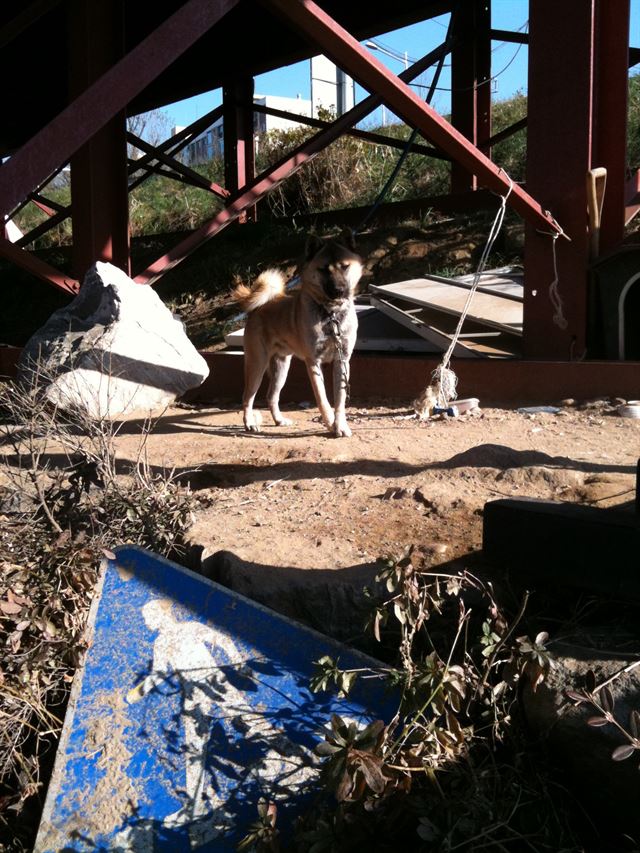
[
  {"x1": 332, "y1": 356, "x2": 351, "y2": 438},
  {"x1": 305, "y1": 360, "x2": 335, "y2": 432}
]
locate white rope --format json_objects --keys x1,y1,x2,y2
[
  {"x1": 424, "y1": 174, "x2": 513, "y2": 410},
  {"x1": 547, "y1": 231, "x2": 568, "y2": 330}
]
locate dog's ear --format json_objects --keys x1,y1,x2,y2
[
  {"x1": 305, "y1": 234, "x2": 324, "y2": 260},
  {"x1": 338, "y1": 227, "x2": 356, "y2": 252}
]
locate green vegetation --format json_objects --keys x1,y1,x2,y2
[
  {"x1": 12, "y1": 77, "x2": 640, "y2": 251},
  {"x1": 240, "y1": 549, "x2": 587, "y2": 852}
]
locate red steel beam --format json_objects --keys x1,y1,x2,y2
[
  {"x1": 186, "y1": 350, "x2": 640, "y2": 407},
  {"x1": 0, "y1": 237, "x2": 78, "y2": 294},
  {"x1": 31, "y1": 195, "x2": 60, "y2": 216},
  {"x1": 16, "y1": 208, "x2": 68, "y2": 249},
  {"x1": 6, "y1": 163, "x2": 68, "y2": 222},
  {"x1": 68, "y1": 0, "x2": 130, "y2": 278},
  {"x1": 480, "y1": 117, "x2": 527, "y2": 151},
  {"x1": 224, "y1": 77, "x2": 256, "y2": 219},
  {"x1": 282, "y1": 188, "x2": 500, "y2": 230},
  {"x1": 260, "y1": 0, "x2": 563, "y2": 237},
  {"x1": 253, "y1": 103, "x2": 450, "y2": 160},
  {"x1": 0, "y1": 0, "x2": 239, "y2": 219},
  {"x1": 131, "y1": 162, "x2": 213, "y2": 189},
  {"x1": 490, "y1": 29, "x2": 528, "y2": 45},
  {"x1": 128, "y1": 105, "x2": 225, "y2": 190},
  {"x1": 127, "y1": 132, "x2": 229, "y2": 199},
  {"x1": 135, "y1": 41, "x2": 454, "y2": 284}
]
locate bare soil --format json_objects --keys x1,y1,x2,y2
[{"x1": 115, "y1": 398, "x2": 638, "y2": 579}]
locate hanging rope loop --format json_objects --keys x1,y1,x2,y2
[
  {"x1": 547, "y1": 231, "x2": 568, "y2": 330},
  {"x1": 535, "y1": 216, "x2": 569, "y2": 331}
]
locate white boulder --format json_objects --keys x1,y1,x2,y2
[{"x1": 18, "y1": 261, "x2": 209, "y2": 419}]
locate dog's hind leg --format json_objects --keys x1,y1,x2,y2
[
  {"x1": 305, "y1": 360, "x2": 335, "y2": 432},
  {"x1": 242, "y1": 343, "x2": 268, "y2": 433},
  {"x1": 267, "y1": 354, "x2": 293, "y2": 426}
]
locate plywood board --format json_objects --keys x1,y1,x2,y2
[
  {"x1": 372, "y1": 296, "x2": 520, "y2": 359},
  {"x1": 371, "y1": 296, "x2": 479, "y2": 358},
  {"x1": 435, "y1": 267, "x2": 524, "y2": 302},
  {"x1": 370, "y1": 277, "x2": 523, "y2": 336}
]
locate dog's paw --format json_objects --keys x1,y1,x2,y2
[
  {"x1": 244, "y1": 411, "x2": 262, "y2": 433},
  {"x1": 275, "y1": 416, "x2": 293, "y2": 427},
  {"x1": 332, "y1": 420, "x2": 352, "y2": 438}
]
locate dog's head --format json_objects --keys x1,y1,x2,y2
[{"x1": 302, "y1": 230, "x2": 363, "y2": 305}]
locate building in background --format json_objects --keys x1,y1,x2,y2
[
  {"x1": 179, "y1": 58, "x2": 354, "y2": 166},
  {"x1": 310, "y1": 56, "x2": 355, "y2": 117}
]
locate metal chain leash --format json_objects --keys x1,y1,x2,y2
[{"x1": 329, "y1": 315, "x2": 351, "y2": 404}]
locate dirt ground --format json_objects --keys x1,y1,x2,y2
[{"x1": 115, "y1": 398, "x2": 638, "y2": 581}]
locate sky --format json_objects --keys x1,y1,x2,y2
[{"x1": 163, "y1": 0, "x2": 640, "y2": 131}]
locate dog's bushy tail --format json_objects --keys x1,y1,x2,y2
[{"x1": 233, "y1": 269, "x2": 286, "y2": 312}]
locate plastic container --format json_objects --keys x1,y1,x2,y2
[
  {"x1": 618, "y1": 401, "x2": 640, "y2": 419},
  {"x1": 432, "y1": 398, "x2": 480, "y2": 418}
]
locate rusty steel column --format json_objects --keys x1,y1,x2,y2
[
  {"x1": 223, "y1": 76, "x2": 256, "y2": 221},
  {"x1": 68, "y1": 0, "x2": 130, "y2": 278},
  {"x1": 451, "y1": 0, "x2": 492, "y2": 193},
  {"x1": 524, "y1": 0, "x2": 596, "y2": 359},
  {"x1": 593, "y1": 0, "x2": 630, "y2": 254}
]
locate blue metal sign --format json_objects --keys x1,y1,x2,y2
[{"x1": 36, "y1": 546, "x2": 395, "y2": 851}]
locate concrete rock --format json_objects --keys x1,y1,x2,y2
[
  {"x1": 18, "y1": 261, "x2": 209, "y2": 418},
  {"x1": 522, "y1": 643, "x2": 640, "y2": 833}
]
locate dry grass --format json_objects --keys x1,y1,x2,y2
[{"x1": 0, "y1": 369, "x2": 198, "y2": 849}]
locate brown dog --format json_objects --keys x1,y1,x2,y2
[{"x1": 233, "y1": 232, "x2": 362, "y2": 437}]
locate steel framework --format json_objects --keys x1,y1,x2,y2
[{"x1": 0, "y1": 0, "x2": 636, "y2": 368}]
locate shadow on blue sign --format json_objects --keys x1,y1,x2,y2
[{"x1": 35, "y1": 546, "x2": 396, "y2": 851}]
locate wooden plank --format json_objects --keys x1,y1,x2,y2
[
  {"x1": 370, "y1": 278, "x2": 523, "y2": 336},
  {"x1": 371, "y1": 296, "x2": 480, "y2": 358},
  {"x1": 432, "y1": 269, "x2": 524, "y2": 302},
  {"x1": 371, "y1": 295, "x2": 520, "y2": 358}
]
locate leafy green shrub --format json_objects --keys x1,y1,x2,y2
[{"x1": 491, "y1": 91, "x2": 527, "y2": 181}]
